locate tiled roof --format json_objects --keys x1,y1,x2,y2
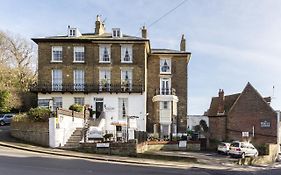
[
  {"x1": 207, "y1": 93, "x2": 240, "y2": 116},
  {"x1": 207, "y1": 82, "x2": 273, "y2": 117}
]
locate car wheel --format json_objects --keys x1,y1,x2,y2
[
  {"x1": 241, "y1": 152, "x2": 245, "y2": 159},
  {"x1": 0, "y1": 120, "x2": 5, "y2": 126}
]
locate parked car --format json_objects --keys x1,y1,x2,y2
[
  {"x1": 229, "y1": 141, "x2": 258, "y2": 158},
  {"x1": 217, "y1": 142, "x2": 230, "y2": 155},
  {"x1": 0, "y1": 114, "x2": 15, "y2": 126}
]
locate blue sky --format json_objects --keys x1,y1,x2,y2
[{"x1": 1, "y1": 0, "x2": 281, "y2": 114}]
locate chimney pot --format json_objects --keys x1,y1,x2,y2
[
  {"x1": 141, "y1": 26, "x2": 147, "y2": 38},
  {"x1": 180, "y1": 34, "x2": 186, "y2": 51}
]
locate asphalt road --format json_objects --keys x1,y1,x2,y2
[
  {"x1": 1, "y1": 125, "x2": 281, "y2": 174},
  {"x1": 1, "y1": 145, "x2": 281, "y2": 175}
]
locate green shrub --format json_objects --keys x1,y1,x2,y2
[
  {"x1": 255, "y1": 144, "x2": 268, "y2": 155},
  {"x1": 0, "y1": 90, "x2": 11, "y2": 113},
  {"x1": 69, "y1": 104, "x2": 83, "y2": 112},
  {"x1": 12, "y1": 113, "x2": 30, "y2": 122},
  {"x1": 27, "y1": 107, "x2": 51, "y2": 122}
]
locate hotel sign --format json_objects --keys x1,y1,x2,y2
[{"x1": 260, "y1": 120, "x2": 271, "y2": 128}]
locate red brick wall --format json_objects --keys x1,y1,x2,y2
[
  {"x1": 227, "y1": 86, "x2": 277, "y2": 144},
  {"x1": 209, "y1": 116, "x2": 227, "y2": 141}
]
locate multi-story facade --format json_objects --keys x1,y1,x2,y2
[{"x1": 31, "y1": 16, "x2": 191, "y2": 138}]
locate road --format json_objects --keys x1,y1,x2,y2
[
  {"x1": 1, "y1": 145, "x2": 281, "y2": 175},
  {"x1": 1, "y1": 125, "x2": 281, "y2": 174}
]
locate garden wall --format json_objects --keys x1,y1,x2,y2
[{"x1": 11, "y1": 121, "x2": 49, "y2": 147}]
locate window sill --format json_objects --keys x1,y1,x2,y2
[
  {"x1": 160, "y1": 72, "x2": 171, "y2": 74},
  {"x1": 73, "y1": 61, "x2": 85, "y2": 63},
  {"x1": 51, "y1": 60, "x2": 63, "y2": 63},
  {"x1": 99, "y1": 61, "x2": 111, "y2": 64},
  {"x1": 121, "y1": 61, "x2": 133, "y2": 63}
]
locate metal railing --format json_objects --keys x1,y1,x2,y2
[
  {"x1": 154, "y1": 88, "x2": 176, "y2": 95},
  {"x1": 30, "y1": 83, "x2": 144, "y2": 94}
]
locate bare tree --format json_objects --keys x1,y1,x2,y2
[{"x1": 0, "y1": 31, "x2": 37, "y2": 90}]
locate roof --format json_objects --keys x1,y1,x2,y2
[
  {"x1": 207, "y1": 93, "x2": 240, "y2": 116},
  {"x1": 151, "y1": 48, "x2": 191, "y2": 54},
  {"x1": 206, "y1": 82, "x2": 273, "y2": 117},
  {"x1": 32, "y1": 32, "x2": 149, "y2": 43}
]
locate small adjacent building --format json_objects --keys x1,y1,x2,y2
[
  {"x1": 206, "y1": 82, "x2": 278, "y2": 144},
  {"x1": 187, "y1": 115, "x2": 209, "y2": 131}
]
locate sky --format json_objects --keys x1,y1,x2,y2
[{"x1": 1, "y1": 0, "x2": 281, "y2": 114}]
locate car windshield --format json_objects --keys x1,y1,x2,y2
[
  {"x1": 0, "y1": 114, "x2": 4, "y2": 118},
  {"x1": 230, "y1": 142, "x2": 239, "y2": 147}
]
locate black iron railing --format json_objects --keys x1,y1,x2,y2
[
  {"x1": 30, "y1": 83, "x2": 144, "y2": 94},
  {"x1": 154, "y1": 88, "x2": 176, "y2": 95}
]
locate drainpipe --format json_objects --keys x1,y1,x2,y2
[{"x1": 277, "y1": 110, "x2": 280, "y2": 155}]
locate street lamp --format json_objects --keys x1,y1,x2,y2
[{"x1": 126, "y1": 115, "x2": 139, "y2": 142}]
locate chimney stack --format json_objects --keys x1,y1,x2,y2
[
  {"x1": 180, "y1": 34, "x2": 186, "y2": 51},
  {"x1": 95, "y1": 15, "x2": 105, "y2": 35},
  {"x1": 217, "y1": 89, "x2": 225, "y2": 114},
  {"x1": 141, "y1": 26, "x2": 147, "y2": 38}
]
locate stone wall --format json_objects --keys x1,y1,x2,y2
[
  {"x1": 79, "y1": 140, "x2": 137, "y2": 156},
  {"x1": 11, "y1": 121, "x2": 49, "y2": 147},
  {"x1": 239, "y1": 144, "x2": 278, "y2": 166}
]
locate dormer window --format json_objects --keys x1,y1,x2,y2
[
  {"x1": 112, "y1": 28, "x2": 122, "y2": 38},
  {"x1": 99, "y1": 44, "x2": 111, "y2": 63},
  {"x1": 67, "y1": 26, "x2": 81, "y2": 37},
  {"x1": 160, "y1": 58, "x2": 171, "y2": 74},
  {"x1": 121, "y1": 44, "x2": 133, "y2": 63}
]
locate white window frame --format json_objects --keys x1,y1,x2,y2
[
  {"x1": 53, "y1": 97, "x2": 63, "y2": 109},
  {"x1": 99, "y1": 44, "x2": 111, "y2": 63},
  {"x1": 73, "y1": 69, "x2": 85, "y2": 91},
  {"x1": 74, "y1": 97, "x2": 84, "y2": 105},
  {"x1": 99, "y1": 69, "x2": 111, "y2": 91},
  {"x1": 73, "y1": 46, "x2": 85, "y2": 63},
  {"x1": 118, "y1": 98, "x2": 128, "y2": 119},
  {"x1": 52, "y1": 69, "x2": 62, "y2": 91},
  {"x1": 121, "y1": 68, "x2": 133, "y2": 91},
  {"x1": 112, "y1": 28, "x2": 122, "y2": 38},
  {"x1": 160, "y1": 58, "x2": 171, "y2": 74},
  {"x1": 160, "y1": 78, "x2": 171, "y2": 95},
  {"x1": 121, "y1": 44, "x2": 133, "y2": 63},
  {"x1": 51, "y1": 46, "x2": 63, "y2": 62}
]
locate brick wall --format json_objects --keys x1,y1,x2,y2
[
  {"x1": 209, "y1": 116, "x2": 227, "y2": 141},
  {"x1": 146, "y1": 54, "x2": 188, "y2": 133},
  {"x1": 37, "y1": 42, "x2": 146, "y2": 87},
  {"x1": 227, "y1": 86, "x2": 277, "y2": 144}
]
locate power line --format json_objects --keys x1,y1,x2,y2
[{"x1": 148, "y1": 0, "x2": 188, "y2": 28}]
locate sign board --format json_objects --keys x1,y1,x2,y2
[
  {"x1": 260, "y1": 120, "x2": 271, "y2": 128},
  {"x1": 242, "y1": 132, "x2": 249, "y2": 137},
  {"x1": 178, "y1": 141, "x2": 187, "y2": 148},
  {"x1": 96, "y1": 143, "x2": 110, "y2": 148}
]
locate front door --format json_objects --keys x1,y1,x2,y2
[{"x1": 95, "y1": 98, "x2": 103, "y2": 119}]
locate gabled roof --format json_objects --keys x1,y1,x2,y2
[{"x1": 207, "y1": 82, "x2": 273, "y2": 116}]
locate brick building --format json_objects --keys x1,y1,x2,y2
[
  {"x1": 206, "y1": 82, "x2": 278, "y2": 144},
  {"x1": 31, "y1": 15, "x2": 191, "y2": 138}
]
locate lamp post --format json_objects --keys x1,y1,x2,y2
[{"x1": 126, "y1": 115, "x2": 139, "y2": 142}]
